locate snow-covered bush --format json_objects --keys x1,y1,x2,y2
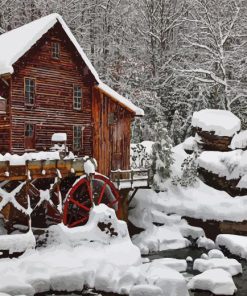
[
  {"x1": 172, "y1": 151, "x2": 198, "y2": 187},
  {"x1": 151, "y1": 124, "x2": 174, "y2": 192},
  {"x1": 131, "y1": 142, "x2": 152, "y2": 169}
]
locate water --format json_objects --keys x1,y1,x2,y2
[{"x1": 36, "y1": 247, "x2": 247, "y2": 296}]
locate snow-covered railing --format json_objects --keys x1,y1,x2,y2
[
  {"x1": 110, "y1": 168, "x2": 151, "y2": 190},
  {"x1": 0, "y1": 157, "x2": 87, "y2": 181}
]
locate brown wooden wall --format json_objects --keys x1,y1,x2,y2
[
  {"x1": 0, "y1": 22, "x2": 135, "y2": 177},
  {"x1": 0, "y1": 79, "x2": 10, "y2": 153},
  {"x1": 10, "y1": 23, "x2": 95, "y2": 155},
  {"x1": 92, "y1": 87, "x2": 134, "y2": 176}
]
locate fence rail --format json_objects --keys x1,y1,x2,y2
[{"x1": 110, "y1": 168, "x2": 151, "y2": 190}]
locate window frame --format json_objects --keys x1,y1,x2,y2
[
  {"x1": 24, "y1": 77, "x2": 36, "y2": 106},
  {"x1": 73, "y1": 125, "x2": 83, "y2": 151},
  {"x1": 73, "y1": 85, "x2": 83, "y2": 111},
  {"x1": 51, "y1": 42, "x2": 60, "y2": 60}
]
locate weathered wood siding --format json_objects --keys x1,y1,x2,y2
[
  {"x1": 92, "y1": 87, "x2": 133, "y2": 176},
  {"x1": 0, "y1": 79, "x2": 10, "y2": 153},
  {"x1": 10, "y1": 23, "x2": 95, "y2": 155}
]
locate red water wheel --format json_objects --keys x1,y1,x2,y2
[{"x1": 63, "y1": 174, "x2": 120, "y2": 228}]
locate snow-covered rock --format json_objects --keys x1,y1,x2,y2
[
  {"x1": 216, "y1": 234, "x2": 247, "y2": 259},
  {"x1": 188, "y1": 269, "x2": 237, "y2": 295},
  {"x1": 237, "y1": 174, "x2": 247, "y2": 189},
  {"x1": 198, "y1": 149, "x2": 247, "y2": 180},
  {"x1": 132, "y1": 225, "x2": 190, "y2": 254},
  {"x1": 193, "y1": 258, "x2": 242, "y2": 276},
  {"x1": 141, "y1": 262, "x2": 189, "y2": 296},
  {"x1": 0, "y1": 230, "x2": 35, "y2": 254},
  {"x1": 186, "y1": 256, "x2": 193, "y2": 262},
  {"x1": 208, "y1": 249, "x2": 225, "y2": 259},
  {"x1": 230, "y1": 130, "x2": 247, "y2": 150},
  {"x1": 196, "y1": 236, "x2": 215, "y2": 250},
  {"x1": 129, "y1": 284, "x2": 163, "y2": 296},
  {"x1": 152, "y1": 258, "x2": 187, "y2": 272},
  {"x1": 192, "y1": 109, "x2": 241, "y2": 137},
  {"x1": 183, "y1": 136, "x2": 198, "y2": 152}
]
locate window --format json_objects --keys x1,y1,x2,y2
[
  {"x1": 51, "y1": 42, "x2": 60, "y2": 59},
  {"x1": 25, "y1": 78, "x2": 35, "y2": 105},
  {"x1": 73, "y1": 85, "x2": 82, "y2": 110},
  {"x1": 0, "y1": 97, "x2": 6, "y2": 113},
  {"x1": 25, "y1": 124, "x2": 34, "y2": 137},
  {"x1": 73, "y1": 125, "x2": 83, "y2": 151}
]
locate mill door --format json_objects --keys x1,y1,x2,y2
[
  {"x1": 111, "y1": 121, "x2": 124, "y2": 171},
  {"x1": 24, "y1": 123, "x2": 36, "y2": 150}
]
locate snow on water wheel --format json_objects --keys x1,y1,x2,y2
[{"x1": 63, "y1": 174, "x2": 120, "y2": 228}]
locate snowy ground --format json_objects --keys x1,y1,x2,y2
[
  {"x1": 1, "y1": 140, "x2": 247, "y2": 295},
  {"x1": 0, "y1": 205, "x2": 189, "y2": 296},
  {"x1": 128, "y1": 141, "x2": 247, "y2": 295}
]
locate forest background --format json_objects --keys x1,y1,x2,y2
[{"x1": 1, "y1": 0, "x2": 247, "y2": 144}]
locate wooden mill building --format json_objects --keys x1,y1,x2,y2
[{"x1": 0, "y1": 13, "x2": 143, "y2": 177}]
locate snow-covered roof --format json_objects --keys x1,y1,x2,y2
[
  {"x1": 0, "y1": 13, "x2": 143, "y2": 116},
  {"x1": 0, "y1": 13, "x2": 99, "y2": 81},
  {"x1": 230, "y1": 130, "x2": 247, "y2": 150},
  {"x1": 192, "y1": 109, "x2": 241, "y2": 137},
  {"x1": 97, "y1": 82, "x2": 144, "y2": 116}
]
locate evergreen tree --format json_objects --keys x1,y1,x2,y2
[
  {"x1": 170, "y1": 110, "x2": 182, "y2": 145},
  {"x1": 151, "y1": 123, "x2": 174, "y2": 192}
]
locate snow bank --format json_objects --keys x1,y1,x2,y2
[
  {"x1": 188, "y1": 269, "x2": 237, "y2": 295},
  {"x1": 192, "y1": 109, "x2": 241, "y2": 137},
  {"x1": 198, "y1": 149, "x2": 247, "y2": 179},
  {"x1": 216, "y1": 234, "x2": 247, "y2": 259},
  {"x1": 230, "y1": 130, "x2": 247, "y2": 149},
  {"x1": 130, "y1": 143, "x2": 247, "y2": 226},
  {"x1": 0, "y1": 230, "x2": 35, "y2": 254},
  {"x1": 0, "y1": 204, "x2": 191, "y2": 296}
]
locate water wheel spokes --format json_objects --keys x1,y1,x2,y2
[{"x1": 63, "y1": 174, "x2": 120, "y2": 228}]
